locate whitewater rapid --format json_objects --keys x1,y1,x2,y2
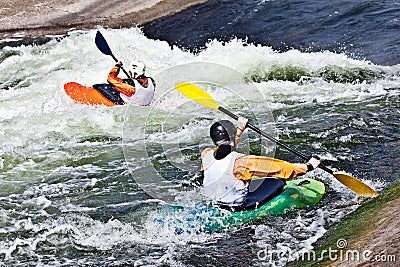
[{"x1": 0, "y1": 28, "x2": 398, "y2": 266}]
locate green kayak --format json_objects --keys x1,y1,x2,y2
[{"x1": 153, "y1": 178, "x2": 325, "y2": 233}]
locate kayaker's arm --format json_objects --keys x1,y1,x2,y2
[
  {"x1": 107, "y1": 63, "x2": 136, "y2": 96},
  {"x1": 292, "y1": 157, "x2": 320, "y2": 175},
  {"x1": 233, "y1": 155, "x2": 303, "y2": 180},
  {"x1": 232, "y1": 155, "x2": 320, "y2": 180},
  {"x1": 232, "y1": 116, "x2": 320, "y2": 179}
]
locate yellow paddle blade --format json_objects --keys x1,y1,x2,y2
[
  {"x1": 175, "y1": 83, "x2": 219, "y2": 110},
  {"x1": 333, "y1": 172, "x2": 378, "y2": 197}
]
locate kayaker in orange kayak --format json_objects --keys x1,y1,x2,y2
[{"x1": 105, "y1": 60, "x2": 156, "y2": 106}]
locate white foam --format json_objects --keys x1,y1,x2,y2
[{"x1": 0, "y1": 27, "x2": 395, "y2": 265}]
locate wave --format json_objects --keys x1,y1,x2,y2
[{"x1": 245, "y1": 64, "x2": 385, "y2": 84}]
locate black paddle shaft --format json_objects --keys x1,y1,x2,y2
[
  {"x1": 218, "y1": 106, "x2": 334, "y2": 174},
  {"x1": 95, "y1": 31, "x2": 132, "y2": 80}
]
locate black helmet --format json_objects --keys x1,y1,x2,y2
[{"x1": 210, "y1": 120, "x2": 236, "y2": 146}]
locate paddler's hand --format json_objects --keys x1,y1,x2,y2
[
  {"x1": 115, "y1": 61, "x2": 123, "y2": 67},
  {"x1": 306, "y1": 156, "x2": 320, "y2": 171},
  {"x1": 237, "y1": 117, "x2": 248, "y2": 132},
  {"x1": 236, "y1": 117, "x2": 248, "y2": 140}
]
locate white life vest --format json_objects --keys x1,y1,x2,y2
[
  {"x1": 120, "y1": 78, "x2": 155, "y2": 106},
  {"x1": 203, "y1": 150, "x2": 248, "y2": 206}
]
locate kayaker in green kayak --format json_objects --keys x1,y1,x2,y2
[{"x1": 201, "y1": 117, "x2": 320, "y2": 210}]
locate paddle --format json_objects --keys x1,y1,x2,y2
[
  {"x1": 95, "y1": 31, "x2": 131, "y2": 79},
  {"x1": 175, "y1": 82, "x2": 378, "y2": 197}
]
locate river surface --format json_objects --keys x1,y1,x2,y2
[{"x1": 0, "y1": 0, "x2": 399, "y2": 266}]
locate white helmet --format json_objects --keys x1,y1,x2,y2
[{"x1": 130, "y1": 60, "x2": 146, "y2": 77}]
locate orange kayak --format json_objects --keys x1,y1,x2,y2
[{"x1": 64, "y1": 82, "x2": 117, "y2": 107}]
